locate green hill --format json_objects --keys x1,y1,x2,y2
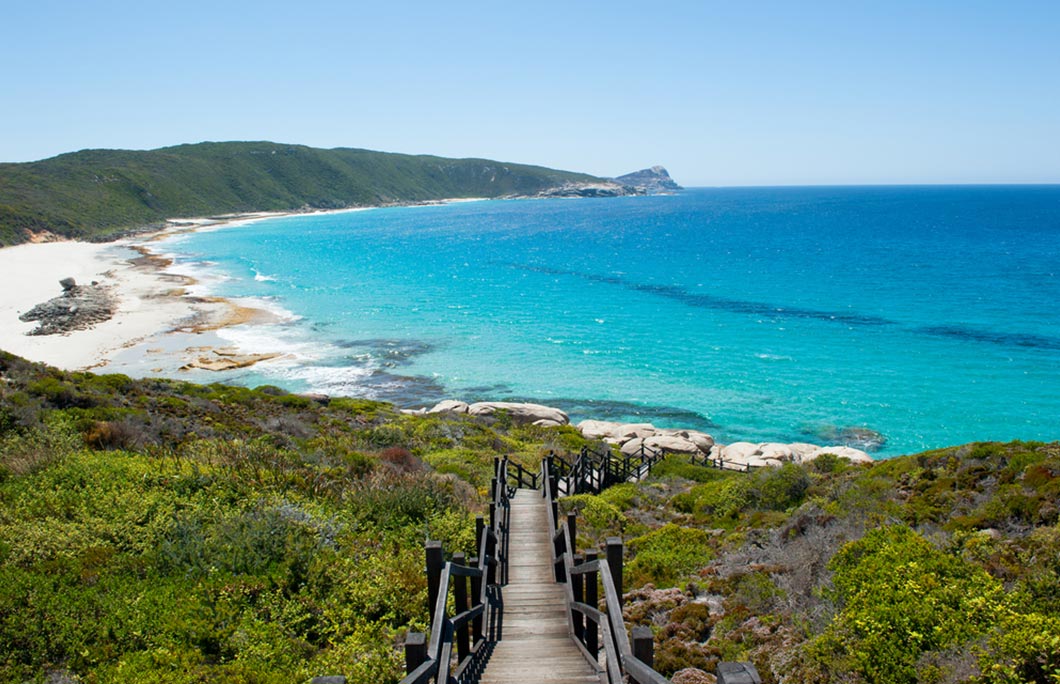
[{"x1": 0, "y1": 142, "x2": 603, "y2": 245}]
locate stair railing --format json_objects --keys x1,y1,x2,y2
[
  {"x1": 398, "y1": 458, "x2": 513, "y2": 684},
  {"x1": 541, "y1": 456, "x2": 671, "y2": 684}
]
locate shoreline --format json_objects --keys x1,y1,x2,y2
[
  {"x1": 0, "y1": 199, "x2": 491, "y2": 375},
  {"x1": 0, "y1": 199, "x2": 879, "y2": 461},
  {"x1": 0, "y1": 212, "x2": 301, "y2": 373}
]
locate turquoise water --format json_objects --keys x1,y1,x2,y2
[{"x1": 157, "y1": 187, "x2": 1060, "y2": 457}]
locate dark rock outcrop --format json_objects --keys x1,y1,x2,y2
[
  {"x1": 18, "y1": 278, "x2": 117, "y2": 335},
  {"x1": 613, "y1": 166, "x2": 682, "y2": 194}
]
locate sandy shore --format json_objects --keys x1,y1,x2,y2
[
  {"x1": 0, "y1": 200, "x2": 489, "y2": 375},
  {"x1": 0, "y1": 211, "x2": 301, "y2": 372}
]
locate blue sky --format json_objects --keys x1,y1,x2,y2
[{"x1": 1, "y1": 1, "x2": 1058, "y2": 185}]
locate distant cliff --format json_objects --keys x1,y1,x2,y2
[
  {"x1": 0, "y1": 142, "x2": 627, "y2": 246},
  {"x1": 613, "y1": 166, "x2": 682, "y2": 194}
]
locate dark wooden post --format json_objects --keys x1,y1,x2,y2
[
  {"x1": 426, "y1": 541, "x2": 444, "y2": 624},
  {"x1": 475, "y1": 515, "x2": 485, "y2": 555},
  {"x1": 470, "y1": 556, "x2": 484, "y2": 645},
  {"x1": 585, "y1": 550, "x2": 599, "y2": 656},
  {"x1": 549, "y1": 472, "x2": 559, "y2": 521},
  {"x1": 404, "y1": 632, "x2": 427, "y2": 675},
  {"x1": 489, "y1": 500, "x2": 496, "y2": 532},
  {"x1": 486, "y1": 530, "x2": 497, "y2": 585},
  {"x1": 553, "y1": 524, "x2": 567, "y2": 583},
  {"x1": 572, "y1": 553, "x2": 585, "y2": 642},
  {"x1": 632, "y1": 625, "x2": 654, "y2": 667},
  {"x1": 606, "y1": 537, "x2": 624, "y2": 608},
  {"x1": 452, "y1": 552, "x2": 470, "y2": 663},
  {"x1": 567, "y1": 511, "x2": 577, "y2": 551}
]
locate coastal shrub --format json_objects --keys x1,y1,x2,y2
[
  {"x1": 560, "y1": 494, "x2": 629, "y2": 539},
  {"x1": 423, "y1": 447, "x2": 493, "y2": 491},
  {"x1": 627, "y1": 524, "x2": 712, "y2": 588},
  {"x1": 728, "y1": 570, "x2": 786, "y2": 615},
  {"x1": 694, "y1": 477, "x2": 754, "y2": 520},
  {"x1": 346, "y1": 472, "x2": 458, "y2": 530},
  {"x1": 808, "y1": 451, "x2": 846, "y2": 474},
  {"x1": 977, "y1": 610, "x2": 1060, "y2": 684},
  {"x1": 753, "y1": 464, "x2": 812, "y2": 511},
  {"x1": 83, "y1": 419, "x2": 147, "y2": 450},
  {"x1": 0, "y1": 412, "x2": 81, "y2": 479},
  {"x1": 809, "y1": 524, "x2": 1004, "y2": 684},
  {"x1": 652, "y1": 457, "x2": 726, "y2": 483},
  {"x1": 327, "y1": 397, "x2": 393, "y2": 422},
  {"x1": 85, "y1": 372, "x2": 136, "y2": 394},
  {"x1": 599, "y1": 482, "x2": 638, "y2": 511}
]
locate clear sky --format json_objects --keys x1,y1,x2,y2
[{"x1": 1, "y1": 0, "x2": 1058, "y2": 186}]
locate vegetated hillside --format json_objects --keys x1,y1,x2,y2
[
  {"x1": 0, "y1": 351, "x2": 591, "y2": 683},
  {"x1": 0, "y1": 142, "x2": 602, "y2": 245},
  {"x1": 564, "y1": 447, "x2": 1060, "y2": 684},
  {"x1": 1, "y1": 350, "x2": 1057, "y2": 683}
]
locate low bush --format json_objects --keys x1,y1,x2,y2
[{"x1": 627, "y1": 524, "x2": 712, "y2": 588}]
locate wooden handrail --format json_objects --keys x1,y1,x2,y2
[
  {"x1": 398, "y1": 456, "x2": 515, "y2": 684},
  {"x1": 541, "y1": 456, "x2": 671, "y2": 684}
]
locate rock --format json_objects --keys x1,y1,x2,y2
[
  {"x1": 722, "y1": 442, "x2": 760, "y2": 463},
  {"x1": 299, "y1": 392, "x2": 330, "y2": 404},
  {"x1": 803, "y1": 445, "x2": 874, "y2": 464},
  {"x1": 643, "y1": 435, "x2": 701, "y2": 455},
  {"x1": 532, "y1": 418, "x2": 565, "y2": 428},
  {"x1": 180, "y1": 351, "x2": 283, "y2": 371},
  {"x1": 577, "y1": 420, "x2": 656, "y2": 442},
  {"x1": 577, "y1": 419, "x2": 625, "y2": 440},
  {"x1": 467, "y1": 401, "x2": 569, "y2": 425},
  {"x1": 19, "y1": 280, "x2": 116, "y2": 336},
  {"x1": 620, "y1": 437, "x2": 647, "y2": 457},
  {"x1": 429, "y1": 400, "x2": 470, "y2": 414},
  {"x1": 616, "y1": 424, "x2": 658, "y2": 441},
  {"x1": 757, "y1": 442, "x2": 795, "y2": 461},
  {"x1": 671, "y1": 669, "x2": 715, "y2": 684},
  {"x1": 684, "y1": 430, "x2": 716, "y2": 452},
  {"x1": 531, "y1": 181, "x2": 641, "y2": 199},
  {"x1": 611, "y1": 166, "x2": 684, "y2": 195},
  {"x1": 401, "y1": 408, "x2": 427, "y2": 415},
  {"x1": 788, "y1": 442, "x2": 819, "y2": 460}
]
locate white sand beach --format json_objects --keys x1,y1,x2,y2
[
  {"x1": 0, "y1": 239, "x2": 219, "y2": 370},
  {"x1": 0, "y1": 209, "x2": 306, "y2": 371},
  {"x1": 0, "y1": 202, "x2": 481, "y2": 375}
]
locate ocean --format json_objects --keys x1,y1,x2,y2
[{"x1": 149, "y1": 186, "x2": 1060, "y2": 457}]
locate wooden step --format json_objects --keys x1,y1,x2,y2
[{"x1": 480, "y1": 489, "x2": 601, "y2": 683}]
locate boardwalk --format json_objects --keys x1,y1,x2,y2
[{"x1": 479, "y1": 489, "x2": 601, "y2": 684}]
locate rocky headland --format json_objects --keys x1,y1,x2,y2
[
  {"x1": 612, "y1": 165, "x2": 683, "y2": 194},
  {"x1": 523, "y1": 166, "x2": 683, "y2": 199}
]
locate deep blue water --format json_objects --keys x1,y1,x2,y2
[{"x1": 156, "y1": 186, "x2": 1060, "y2": 457}]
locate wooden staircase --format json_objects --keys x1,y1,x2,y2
[{"x1": 479, "y1": 489, "x2": 601, "y2": 683}]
